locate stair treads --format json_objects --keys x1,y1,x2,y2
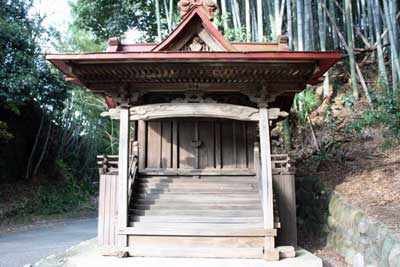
[
  {"x1": 126, "y1": 246, "x2": 264, "y2": 258},
  {"x1": 130, "y1": 209, "x2": 263, "y2": 217},
  {"x1": 134, "y1": 193, "x2": 259, "y2": 199},
  {"x1": 137, "y1": 183, "x2": 258, "y2": 189},
  {"x1": 130, "y1": 215, "x2": 263, "y2": 223},
  {"x1": 130, "y1": 222, "x2": 264, "y2": 229},
  {"x1": 139, "y1": 177, "x2": 257, "y2": 184},
  {"x1": 128, "y1": 236, "x2": 264, "y2": 248},
  {"x1": 122, "y1": 226, "x2": 272, "y2": 237},
  {"x1": 134, "y1": 198, "x2": 260, "y2": 205},
  {"x1": 135, "y1": 188, "x2": 258, "y2": 194},
  {"x1": 132, "y1": 204, "x2": 262, "y2": 210}
]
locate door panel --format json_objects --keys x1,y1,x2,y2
[
  {"x1": 198, "y1": 121, "x2": 215, "y2": 169},
  {"x1": 178, "y1": 121, "x2": 196, "y2": 169},
  {"x1": 140, "y1": 119, "x2": 256, "y2": 171}
]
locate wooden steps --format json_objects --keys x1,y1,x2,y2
[
  {"x1": 127, "y1": 175, "x2": 270, "y2": 258},
  {"x1": 127, "y1": 236, "x2": 264, "y2": 258},
  {"x1": 127, "y1": 247, "x2": 264, "y2": 258}
]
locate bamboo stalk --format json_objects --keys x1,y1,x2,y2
[
  {"x1": 257, "y1": 0, "x2": 263, "y2": 41},
  {"x1": 333, "y1": 0, "x2": 371, "y2": 48},
  {"x1": 320, "y1": 0, "x2": 372, "y2": 105},
  {"x1": 155, "y1": 0, "x2": 162, "y2": 42},
  {"x1": 245, "y1": 0, "x2": 251, "y2": 41},
  {"x1": 382, "y1": 0, "x2": 400, "y2": 80},
  {"x1": 370, "y1": 0, "x2": 389, "y2": 86},
  {"x1": 344, "y1": 0, "x2": 359, "y2": 99},
  {"x1": 286, "y1": 0, "x2": 293, "y2": 49},
  {"x1": 296, "y1": 0, "x2": 304, "y2": 51}
]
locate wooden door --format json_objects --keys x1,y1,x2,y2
[{"x1": 138, "y1": 119, "x2": 257, "y2": 172}]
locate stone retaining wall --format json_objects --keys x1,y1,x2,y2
[{"x1": 327, "y1": 192, "x2": 400, "y2": 267}]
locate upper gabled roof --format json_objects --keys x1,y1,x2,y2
[{"x1": 152, "y1": 7, "x2": 236, "y2": 52}]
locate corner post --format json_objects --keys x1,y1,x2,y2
[
  {"x1": 259, "y1": 104, "x2": 274, "y2": 229},
  {"x1": 117, "y1": 105, "x2": 130, "y2": 247},
  {"x1": 258, "y1": 104, "x2": 278, "y2": 260}
]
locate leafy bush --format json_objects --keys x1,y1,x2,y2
[
  {"x1": 293, "y1": 88, "x2": 321, "y2": 124},
  {"x1": 36, "y1": 159, "x2": 96, "y2": 215},
  {"x1": 347, "y1": 90, "x2": 400, "y2": 140},
  {"x1": 0, "y1": 121, "x2": 13, "y2": 143}
]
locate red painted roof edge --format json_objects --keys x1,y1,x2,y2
[{"x1": 46, "y1": 51, "x2": 341, "y2": 60}]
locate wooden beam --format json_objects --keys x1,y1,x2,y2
[
  {"x1": 117, "y1": 107, "x2": 130, "y2": 247},
  {"x1": 102, "y1": 103, "x2": 288, "y2": 121}
]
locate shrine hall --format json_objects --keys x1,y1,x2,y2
[{"x1": 47, "y1": 0, "x2": 341, "y2": 261}]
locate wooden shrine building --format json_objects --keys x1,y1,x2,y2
[{"x1": 47, "y1": 0, "x2": 340, "y2": 261}]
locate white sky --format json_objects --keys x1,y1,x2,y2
[
  {"x1": 32, "y1": 0, "x2": 141, "y2": 47},
  {"x1": 32, "y1": 0, "x2": 72, "y2": 35}
]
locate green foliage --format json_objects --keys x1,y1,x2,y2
[
  {"x1": 293, "y1": 88, "x2": 321, "y2": 123},
  {"x1": 53, "y1": 25, "x2": 107, "y2": 53},
  {"x1": 0, "y1": 121, "x2": 13, "y2": 142},
  {"x1": 0, "y1": 0, "x2": 68, "y2": 111},
  {"x1": 70, "y1": 0, "x2": 166, "y2": 42},
  {"x1": 347, "y1": 90, "x2": 400, "y2": 140},
  {"x1": 36, "y1": 159, "x2": 95, "y2": 215}
]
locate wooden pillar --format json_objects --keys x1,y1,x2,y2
[
  {"x1": 259, "y1": 105, "x2": 274, "y2": 229},
  {"x1": 258, "y1": 104, "x2": 278, "y2": 260},
  {"x1": 117, "y1": 106, "x2": 130, "y2": 247},
  {"x1": 138, "y1": 120, "x2": 146, "y2": 171}
]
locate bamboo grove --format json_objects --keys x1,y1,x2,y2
[{"x1": 147, "y1": 0, "x2": 400, "y2": 101}]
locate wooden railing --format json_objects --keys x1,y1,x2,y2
[
  {"x1": 97, "y1": 153, "x2": 293, "y2": 175},
  {"x1": 254, "y1": 144, "x2": 293, "y2": 231},
  {"x1": 127, "y1": 155, "x2": 138, "y2": 205},
  {"x1": 271, "y1": 154, "x2": 295, "y2": 174}
]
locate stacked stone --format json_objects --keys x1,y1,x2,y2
[{"x1": 327, "y1": 192, "x2": 400, "y2": 267}]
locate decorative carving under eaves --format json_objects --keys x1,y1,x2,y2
[
  {"x1": 241, "y1": 87, "x2": 279, "y2": 105},
  {"x1": 115, "y1": 84, "x2": 144, "y2": 106},
  {"x1": 180, "y1": 35, "x2": 211, "y2": 52},
  {"x1": 171, "y1": 91, "x2": 216, "y2": 103}
]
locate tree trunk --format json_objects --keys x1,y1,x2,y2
[
  {"x1": 286, "y1": 0, "x2": 293, "y2": 49},
  {"x1": 257, "y1": 0, "x2": 263, "y2": 41},
  {"x1": 320, "y1": 0, "x2": 372, "y2": 105},
  {"x1": 231, "y1": 0, "x2": 239, "y2": 34},
  {"x1": 328, "y1": 0, "x2": 339, "y2": 49},
  {"x1": 296, "y1": 0, "x2": 304, "y2": 50},
  {"x1": 382, "y1": 0, "x2": 400, "y2": 84},
  {"x1": 303, "y1": 0, "x2": 311, "y2": 51},
  {"x1": 274, "y1": 0, "x2": 280, "y2": 37},
  {"x1": 345, "y1": 0, "x2": 359, "y2": 99},
  {"x1": 169, "y1": 0, "x2": 173, "y2": 29},
  {"x1": 163, "y1": 0, "x2": 171, "y2": 32},
  {"x1": 32, "y1": 122, "x2": 52, "y2": 178},
  {"x1": 318, "y1": 0, "x2": 330, "y2": 98},
  {"x1": 155, "y1": 0, "x2": 162, "y2": 42},
  {"x1": 220, "y1": 0, "x2": 229, "y2": 33},
  {"x1": 370, "y1": 0, "x2": 389, "y2": 86},
  {"x1": 25, "y1": 114, "x2": 45, "y2": 180},
  {"x1": 245, "y1": 0, "x2": 251, "y2": 41},
  {"x1": 251, "y1": 0, "x2": 258, "y2": 41},
  {"x1": 367, "y1": 0, "x2": 375, "y2": 45}
]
